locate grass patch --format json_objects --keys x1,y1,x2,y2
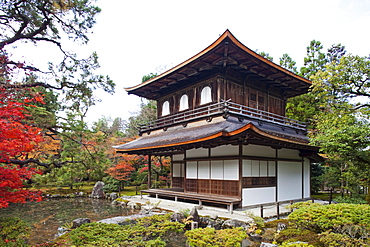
[{"x1": 37, "y1": 183, "x2": 146, "y2": 197}]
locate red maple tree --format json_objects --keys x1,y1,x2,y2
[
  {"x1": 105, "y1": 154, "x2": 136, "y2": 182},
  {"x1": 0, "y1": 86, "x2": 44, "y2": 208}
]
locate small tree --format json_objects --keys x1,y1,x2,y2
[{"x1": 320, "y1": 166, "x2": 341, "y2": 204}]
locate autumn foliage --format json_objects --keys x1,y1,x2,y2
[
  {"x1": 105, "y1": 154, "x2": 137, "y2": 181},
  {"x1": 0, "y1": 165, "x2": 42, "y2": 208},
  {"x1": 0, "y1": 88, "x2": 44, "y2": 162},
  {"x1": 0, "y1": 87, "x2": 44, "y2": 208}
]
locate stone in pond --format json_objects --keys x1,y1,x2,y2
[
  {"x1": 72, "y1": 218, "x2": 90, "y2": 229},
  {"x1": 91, "y1": 181, "x2": 105, "y2": 198}
]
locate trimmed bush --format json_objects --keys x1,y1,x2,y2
[
  {"x1": 0, "y1": 217, "x2": 30, "y2": 247},
  {"x1": 288, "y1": 203, "x2": 370, "y2": 233},
  {"x1": 185, "y1": 227, "x2": 247, "y2": 247},
  {"x1": 68, "y1": 214, "x2": 184, "y2": 246}
]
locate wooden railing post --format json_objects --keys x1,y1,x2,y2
[{"x1": 260, "y1": 205, "x2": 264, "y2": 218}]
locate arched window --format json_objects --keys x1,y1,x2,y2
[
  {"x1": 162, "y1": 101, "x2": 170, "y2": 116},
  {"x1": 200, "y1": 86, "x2": 212, "y2": 105},
  {"x1": 179, "y1": 94, "x2": 189, "y2": 111}
]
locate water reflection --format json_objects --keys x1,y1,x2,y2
[{"x1": 0, "y1": 198, "x2": 138, "y2": 245}]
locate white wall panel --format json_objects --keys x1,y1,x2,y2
[
  {"x1": 187, "y1": 148, "x2": 208, "y2": 158},
  {"x1": 172, "y1": 154, "x2": 184, "y2": 161},
  {"x1": 278, "y1": 161, "x2": 302, "y2": 201},
  {"x1": 243, "y1": 144, "x2": 275, "y2": 158},
  {"x1": 242, "y1": 160, "x2": 252, "y2": 177},
  {"x1": 268, "y1": 161, "x2": 276, "y2": 176},
  {"x1": 211, "y1": 145, "x2": 238, "y2": 156},
  {"x1": 304, "y1": 158, "x2": 310, "y2": 198},
  {"x1": 224, "y1": 160, "x2": 238, "y2": 180},
  {"x1": 211, "y1": 160, "x2": 223, "y2": 179},
  {"x1": 251, "y1": 160, "x2": 259, "y2": 177},
  {"x1": 242, "y1": 187, "x2": 276, "y2": 206},
  {"x1": 260, "y1": 161, "x2": 268, "y2": 176},
  {"x1": 173, "y1": 163, "x2": 181, "y2": 177},
  {"x1": 186, "y1": 161, "x2": 197, "y2": 179},
  {"x1": 198, "y1": 161, "x2": 210, "y2": 179},
  {"x1": 278, "y1": 148, "x2": 300, "y2": 159}
]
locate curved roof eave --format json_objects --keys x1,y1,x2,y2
[
  {"x1": 125, "y1": 29, "x2": 311, "y2": 93},
  {"x1": 115, "y1": 122, "x2": 314, "y2": 153}
]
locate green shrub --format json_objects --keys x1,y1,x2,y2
[
  {"x1": 185, "y1": 227, "x2": 247, "y2": 247},
  {"x1": 279, "y1": 242, "x2": 315, "y2": 247},
  {"x1": 288, "y1": 203, "x2": 370, "y2": 233},
  {"x1": 0, "y1": 217, "x2": 30, "y2": 247},
  {"x1": 319, "y1": 230, "x2": 369, "y2": 247},
  {"x1": 275, "y1": 228, "x2": 320, "y2": 246},
  {"x1": 265, "y1": 219, "x2": 290, "y2": 229},
  {"x1": 245, "y1": 211, "x2": 265, "y2": 228},
  {"x1": 102, "y1": 176, "x2": 121, "y2": 192},
  {"x1": 69, "y1": 213, "x2": 184, "y2": 246},
  {"x1": 287, "y1": 201, "x2": 322, "y2": 210}
]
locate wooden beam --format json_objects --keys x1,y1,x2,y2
[{"x1": 148, "y1": 154, "x2": 152, "y2": 189}]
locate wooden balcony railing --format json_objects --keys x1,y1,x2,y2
[{"x1": 138, "y1": 100, "x2": 306, "y2": 134}]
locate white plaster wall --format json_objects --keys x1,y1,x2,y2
[
  {"x1": 242, "y1": 187, "x2": 276, "y2": 206},
  {"x1": 251, "y1": 160, "x2": 259, "y2": 177},
  {"x1": 242, "y1": 160, "x2": 252, "y2": 177},
  {"x1": 172, "y1": 154, "x2": 184, "y2": 161},
  {"x1": 186, "y1": 161, "x2": 197, "y2": 179},
  {"x1": 224, "y1": 160, "x2": 239, "y2": 180},
  {"x1": 198, "y1": 161, "x2": 210, "y2": 179},
  {"x1": 211, "y1": 160, "x2": 223, "y2": 179},
  {"x1": 210, "y1": 145, "x2": 239, "y2": 156},
  {"x1": 243, "y1": 144, "x2": 275, "y2": 158},
  {"x1": 173, "y1": 163, "x2": 181, "y2": 177},
  {"x1": 260, "y1": 161, "x2": 268, "y2": 176},
  {"x1": 304, "y1": 158, "x2": 310, "y2": 198},
  {"x1": 268, "y1": 161, "x2": 276, "y2": 176},
  {"x1": 278, "y1": 161, "x2": 302, "y2": 201},
  {"x1": 187, "y1": 148, "x2": 208, "y2": 158},
  {"x1": 278, "y1": 148, "x2": 300, "y2": 159}
]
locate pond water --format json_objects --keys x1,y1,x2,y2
[{"x1": 0, "y1": 198, "x2": 139, "y2": 245}]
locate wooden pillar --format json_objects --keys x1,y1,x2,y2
[
  {"x1": 301, "y1": 157, "x2": 304, "y2": 199},
  {"x1": 148, "y1": 154, "x2": 152, "y2": 189},
  {"x1": 238, "y1": 143, "x2": 243, "y2": 199},
  {"x1": 183, "y1": 150, "x2": 187, "y2": 193},
  {"x1": 170, "y1": 155, "x2": 173, "y2": 188},
  {"x1": 275, "y1": 148, "x2": 279, "y2": 202}
]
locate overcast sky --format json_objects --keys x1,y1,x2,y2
[{"x1": 13, "y1": 0, "x2": 370, "y2": 124}]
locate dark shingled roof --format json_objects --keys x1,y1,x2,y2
[{"x1": 114, "y1": 116, "x2": 313, "y2": 154}]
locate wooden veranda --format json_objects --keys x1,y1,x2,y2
[{"x1": 140, "y1": 188, "x2": 241, "y2": 213}]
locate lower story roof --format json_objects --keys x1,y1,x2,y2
[{"x1": 114, "y1": 116, "x2": 319, "y2": 157}]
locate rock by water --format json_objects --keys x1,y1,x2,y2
[{"x1": 91, "y1": 181, "x2": 105, "y2": 198}]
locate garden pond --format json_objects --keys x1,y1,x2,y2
[{"x1": 0, "y1": 198, "x2": 141, "y2": 245}]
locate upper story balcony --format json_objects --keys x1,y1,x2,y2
[{"x1": 138, "y1": 100, "x2": 307, "y2": 135}]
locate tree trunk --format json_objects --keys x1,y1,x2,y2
[{"x1": 329, "y1": 188, "x2": 333, "y2": 204}]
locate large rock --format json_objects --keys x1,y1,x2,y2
[
  {"x1": 127, "y1": 201, "x2": 141, "y2": 209},
  {"x1": 91, "y1": 181, "x2": 105, "y2": 198},
  {"x1": 222, "y1": 219, "x2": 249, "y2": 230},
  {"x1": 170, "y1": 212, "x2": 185, "y2": 222},
  {"x1": 110, "y1": 193, "x2": 118, "y2": 200},
  {"x1": 189, "y1": 207, "x2": 199, "y2": 222},
  {"x1": 207, "y1": 218, "x2": 224, "y2": 230},
  {"x1": 260, "y1": 243, "x2": 277, "y2": 247},
  {"x1": 72, "y1": 218, "x2": 90, "y2": 229}
]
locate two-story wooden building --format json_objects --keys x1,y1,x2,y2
[{"x1": 114, "y1": 30, "x2": 320, "y2": 212}]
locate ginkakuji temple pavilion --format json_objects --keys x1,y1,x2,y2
[{"x1": 114, "y1": 30, "x2": 320, "y2": 212}]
